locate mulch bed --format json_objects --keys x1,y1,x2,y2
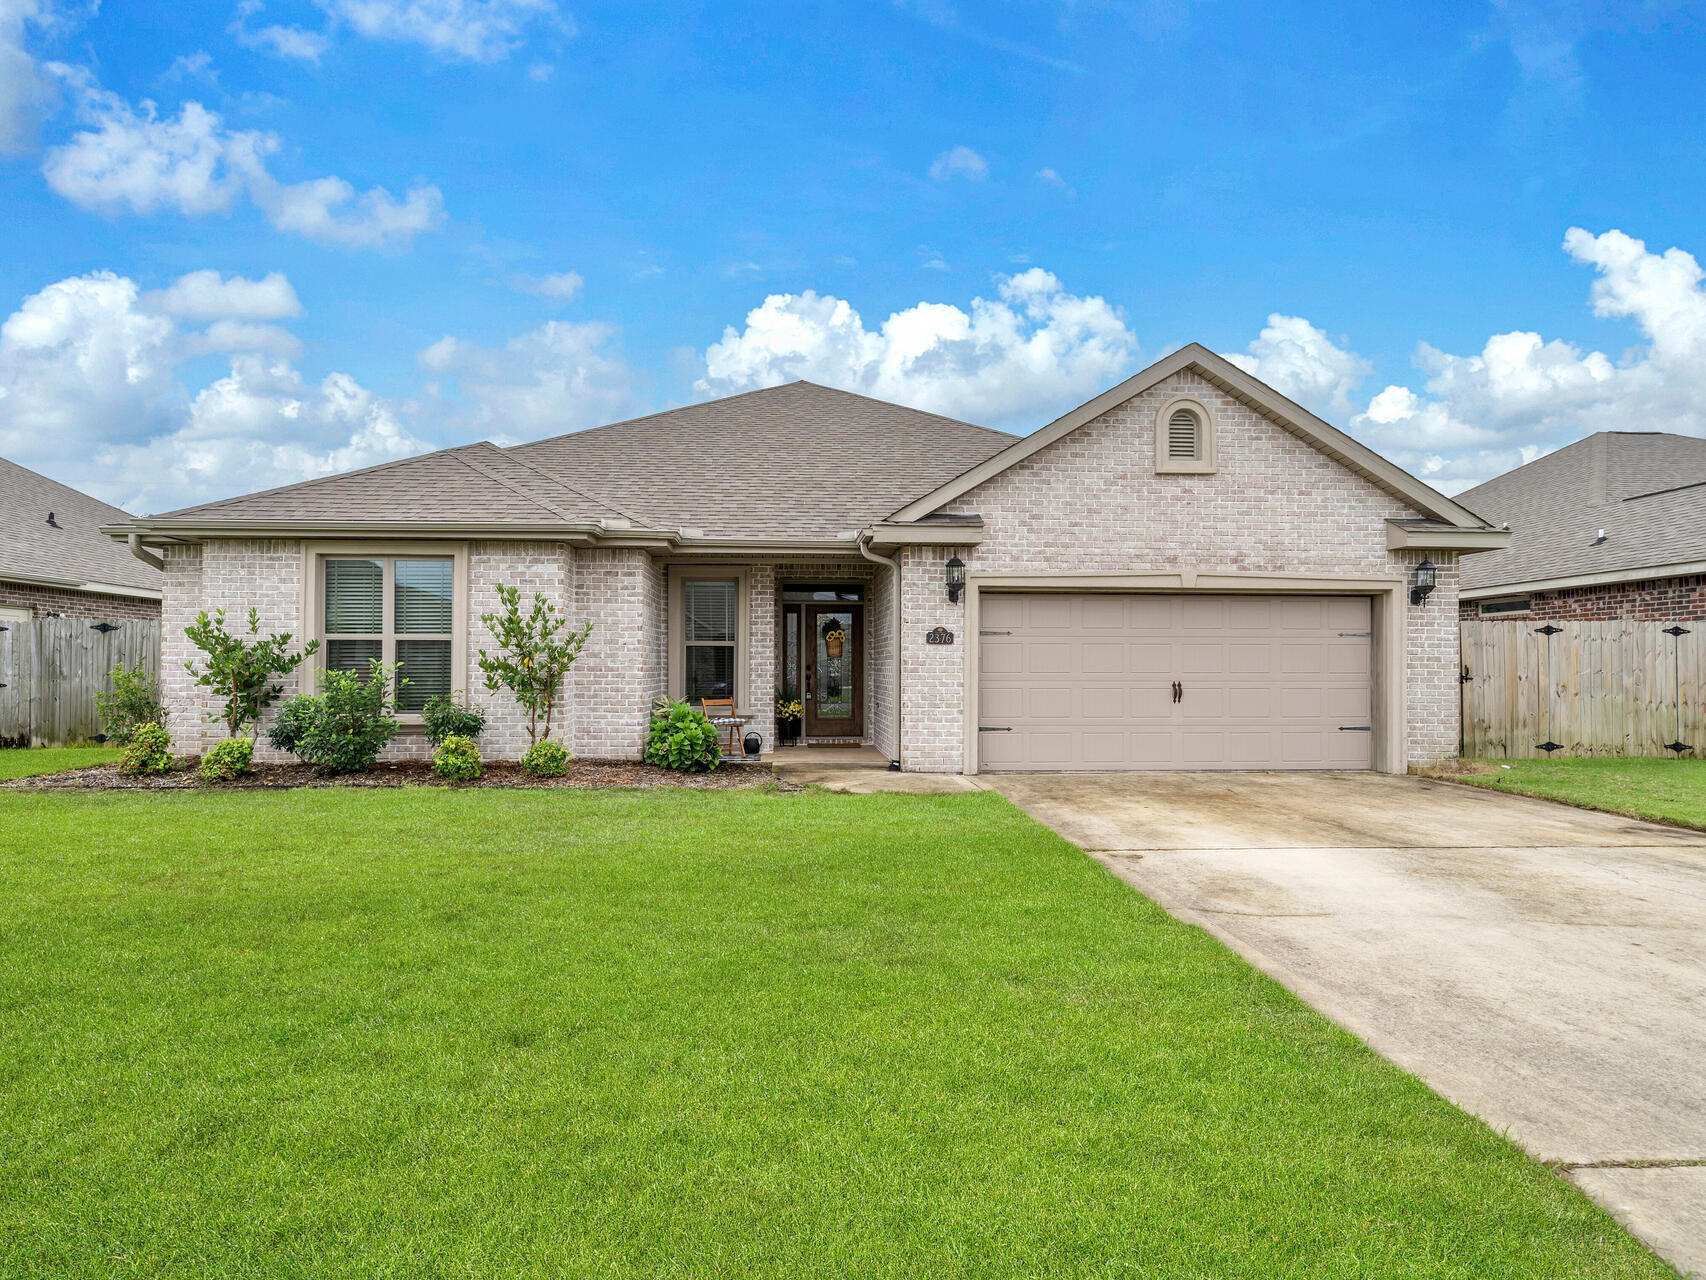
[{"x1": 5, "y1": 758, "x2": 800, "y2": 793}]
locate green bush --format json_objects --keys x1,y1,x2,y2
[
  {"x1": 95, "y1": 663, "x2": 168, "y2": 745},
  {"x1": 521, "y1": 739, "x2": 570, "y2": 778},
  {"x1": 266, "y1": 694, "x2": 322, "y2": 761},
  {"x1": 432, "y1": 733, "x2": 482, "y2": 781},
  {"x1": 199, "y1": 736, "x2": 254, "y2": 782},
  {"x1": 119, "y1": 723, "x2": 174, "y2": 777},
  {"x1": 298, "y1": 662, "x2": 401, "y2": 774},
  {"x1": 422, "y1": 693, "x2": 487, "y2": 746},
  {"x1": 643, "y1": 698, "x2": 722, "y2": 773}
]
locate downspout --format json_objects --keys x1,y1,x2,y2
[
  {"x1": 857, "y1": 533, "x2": 904, "y2": 771},
  {"x1": 128, "y1": 532, "x2": 165, "y2": 573}
]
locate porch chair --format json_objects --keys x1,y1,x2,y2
[{"x1": 697, "y1": 697, "x2": 744, "y2": 754}]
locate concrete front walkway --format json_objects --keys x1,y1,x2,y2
[{"x1": 987, "y1": 771, "x2": 1706, "y2": 1279}]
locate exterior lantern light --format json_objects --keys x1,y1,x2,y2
[
  {"x1": 1410, "y1": 558, "x2": 1437, "y2": 606},
  {"x1": 945, "y1": 555, "x2": 966, "y2": 604}
]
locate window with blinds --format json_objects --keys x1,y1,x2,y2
[
  {"x1": 322, "y1": 555, "x2": 455, "y2": 712},
  {"x1": 683, "y1": 579, "x2": 737, "y2": 703},
  {"x1": 1166, "y1": 407, "x2": 1202, "y2": 460}
]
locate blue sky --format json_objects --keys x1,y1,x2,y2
[{"x1": 4, "y1": 0, "x2": 1706, "y2": 512}]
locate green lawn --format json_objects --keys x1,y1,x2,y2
[
  {"x1": 1449, "y1": 757, "x2": 1706, "y2": 829},
  {"x1": 0, "y1": 745, "x2": 120, "y2": 780},
  {"x1": 0, "y1": 789, "x2": 1667, "y2": 1279}
]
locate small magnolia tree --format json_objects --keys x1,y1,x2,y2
[
  {"x1": 184, "y1": 607, "x2": 319, "y2": 739},
  {"x1": 477, "y1": 584, "x2": 593, "y2": 745}
]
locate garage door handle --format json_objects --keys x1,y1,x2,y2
[
  {"x1": 978, "y1": 726, "x2": 1012, "y2": 732},
  {"x1": 1338, "y1": 725, "x2": 1371, "y2": 731}
]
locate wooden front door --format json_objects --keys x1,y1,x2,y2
[{"x1": 803, "y1": 604, "x2": 863, "y2": 738}]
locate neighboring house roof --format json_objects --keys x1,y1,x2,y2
[
  {"x1": 143, "y1": 382, "x2": 1016, "y2": 541},
  {"x1": 1, "y1": 457, "x2": 163, "y2": 598},
  {"x1": 889, "y1": 344, "x2": 1492, "y2": 531},
  {"x1": 1457, "y1": 432, "x2": 1706, "y2": 596}
]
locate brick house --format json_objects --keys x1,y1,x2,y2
[
  {"x1": 111, "y1": 345, "x2": 1505, "y2": 773},
  {"x1": 1, "y1": 457, "x2": 162, "y2": 623},
  {"x1": 1457, "y1": 432, "x2": 1706, "y2": 623}
]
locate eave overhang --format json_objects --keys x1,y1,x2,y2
[
  {"x1": 0, "y1": 568, "x2": 163, "y2": 600},
  {"x1": 1385, "y1": 520, "x2": 1511, "y2": 553},
  {"x1": 861, "y1": 518, "x2": 985, "y2": 553}
]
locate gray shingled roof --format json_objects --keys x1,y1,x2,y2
[
  {"x1": 153, "y1": 382, "x2": 1018, "y2": 539},
  {"x1": 2, "y1": 457, "x2": 163, "y2": 593},
  {"x1": 1457, "y1": 432, "x2": 1706, "y2": 592}
]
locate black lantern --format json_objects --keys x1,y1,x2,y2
[
  {"x1": 1410, "y1": 558, "x2": 1437, "y2": 606},
  {"x1": 946, "y1": 555, "x2": 966, "y2": 604}
]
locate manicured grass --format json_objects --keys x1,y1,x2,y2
[
  {"x1": 0, "y1": 789, "x2": 1667, "y2": 1278},
  {"x1": 0, "y1": 745, "x2": 120, "y2": 780},
  {"x1": 1450, "y1": 756, "x2": 1706, "y2": 829}
]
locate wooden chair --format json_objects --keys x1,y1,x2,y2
[{"x1": 697, "y1": 697, "x2": 743, "y2": 753}]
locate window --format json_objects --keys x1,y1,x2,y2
[
  {"x1": 1155, "y1": 396, "x2": 1216, "y2": 474},
  {"x1": 322, "y1": 554, "x2": 455, "y2": 712},
  {"x1": 1479, "y1": 597, "x2": 1532, "y2": 616},
  {"x1": 682, "y1": 578, "x2": 737, "y2": 702}
]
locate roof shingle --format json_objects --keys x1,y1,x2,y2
[{"x1": 1, "y1": 457, "x2": 163, "y2": 593}]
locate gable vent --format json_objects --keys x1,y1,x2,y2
[{"x1": 1166, "y1": 408, "x2": 1201, "y2": 460}]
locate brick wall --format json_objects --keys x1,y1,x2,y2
[
  {"x1": 572, "y1": 548, "x2": 653, "y2": 758},
  {"x1": 0, "y1": 579, "x2": 160, "y2": 621},
  {"x1": 900, "y1": 368, "x2": 1461, "y2": 771},
  {"x1": 1460, "y1": 573, "x2": 1706, "y2": 623}
]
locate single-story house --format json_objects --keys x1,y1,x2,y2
[
  {"x1": 1458, "y1": 431, "x2": 1706, "y2": 621},
  {"x1": 110, "y1": 345, "x2": 1506, "y2": 773},
  {"x1": 2, "y1": 456, "x2": 162, "y2": 623}
]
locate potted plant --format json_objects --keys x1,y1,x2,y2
[{"x1": 775, "y1": 686, "x2": 803, "y2": 745}]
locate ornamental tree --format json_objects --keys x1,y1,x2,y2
[
  {"x1": 184, "y1": 607, "x2": 319, "y2": 739},
  {"x1": 477, "y1": 584, "x2": 593, "y2": 745}
]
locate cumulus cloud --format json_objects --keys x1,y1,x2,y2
[
  {"x1": 320, "y1": 0, "x2": 567, "y2": 62},
  {"x1": 42, "y1": 68, "x2": 444, "y2": 250},
  {"x1": 230, "y1": 1, "x2": 331, "y2": 63},
  {"x1": 697, "y1": 268, "x2": 1138, "y2": 429},
  {"x1": 506, "y1": 270, "x2": 583, "y2": 302},
  {"x1": 417, "y1": 320, "x2": 638, "y2": 440},
  {"x1": 1227, "y1": 314, "x2": 1372, "y2": 418},
  {"x1": 0, "y1": 0, "x2": 54, "y2": 154},
  {"x1": 929, "y1": 145, "x2": 988, "y2": 181},
  {"x1": 0, "y1": 269, "x2": 427, "y2": 512}
]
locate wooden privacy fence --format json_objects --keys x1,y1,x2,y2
[
  {"x1": 1461, "y1": 618, "x2": 1706, "y2": 758},
  {"x1": 0, "y1": 618, "x2": 160, "y2": 747}
]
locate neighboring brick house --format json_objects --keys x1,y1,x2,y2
[
  {"x1": 113, "y1": 345, "x2": 1505, "y2": 772},
  {"x1": 1, "y1": 457, "x2": 162, "y2": 623},
  {"x1": 1457, "y1": 432, "x2": 1706, "y2": 623}
]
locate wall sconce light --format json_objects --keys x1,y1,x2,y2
[
  {"x1": 1410, "y1": 558, "x2": 1437, "y2": 606},
  {"x1": 946, "y1": 555, "x2": 966, "y2": 604}
]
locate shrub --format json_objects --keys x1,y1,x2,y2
[
  {"x1": 95, "y1": 663, "x2": 168, "y2": 744},
  {"x1": 297, "y1": 662, "x2": 401, "y2": 774},
  {"x1": 477, "y1": 585, "x2": 592, "y2": 745},
  {"x1": 184, "y1": 607, "x2": 317, "y2": 738},
  {"x1": 119, "y1": 723, "x2": 173, "y2": 777},
  {"x1": 432, "y1": 733, "x2": 483, "y2": 781},
  {"x1": 423, "y1": 693, "x2": 487, "y2": 746},
  {"x1": 522, "y1": 739, "x2": 569, "y2": 778},
  {"x1": 643, "y1": 697, "x2": 722, "y2": 773},
  {"x1": 266, "y1": 694, "x2": 322, "y2": 761},
  {"x1": 200, "y1": 736, "x2": 254, "y2": 782}
]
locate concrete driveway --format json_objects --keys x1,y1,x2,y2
[{"x1": 987, "y1": 771, "x2": 1706, "y2": 1278}]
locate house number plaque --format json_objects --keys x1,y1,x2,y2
[{"x1": 926, "y1": 627, "x2": 955, "y2": 645}]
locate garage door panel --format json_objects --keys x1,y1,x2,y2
[{"x1": 979, "y1": 593, "x2": 1373, "y2": 772}]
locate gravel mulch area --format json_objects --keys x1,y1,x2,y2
[{"x1": 3, "y1": 758, "x2": 800, "y2": 793}]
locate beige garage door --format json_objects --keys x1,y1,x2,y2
[{"x1": 978, "y1": 594, "x2": 1373, "y2": 771}]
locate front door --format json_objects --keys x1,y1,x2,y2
[{"x1": 803, "y1": 604, "x2": 863, "y2": 738}]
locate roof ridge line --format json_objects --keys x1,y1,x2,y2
[
  {"x1": 477, "y1": 443, "x2": 649, "y2": 526},
  {"x1": 1622, "y1": 476, "x2": 1706, "y2": 503},
  {"x1": 450, "y1": 450, "x2": 587, "y2": 523}
]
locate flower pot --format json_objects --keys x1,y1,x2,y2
[{"x1": 777, "y1": 717, "x2": 801, "y2": 745}]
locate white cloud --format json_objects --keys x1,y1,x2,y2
[
  {"x1": 1227, "y1": 314, "x2": 1372, "y2": 417},
  {"x1": 0, "y1": 0, "x2": 54, "y2": 154},
  {"x1": 1034, "y1": 166, "x2": 1074, "y2": 197},
  {"x1": 526, "y1": 59, "x2": 552, "y2": 81},
  {"x1": 506, "y1": 269, "x2": 583, "y2": 302},
  {"x1": 42, "y1": 68, "x2": 444, "y2": 251},
  {"x1": 320, "y1": 0, "x2": 567, "y2": 62},
  {"x1": 416, "y1": 319, "x2": 637, "y2": 440},
  {"x1": 697, "y1": 268, "x2": 1138, "y2": 429},
  {"x1": 929, "y1": 145, "x2": 988, "y2": 181},
  {"x1": 230, "y1": 1, "x2": 331, "y2": 63},
  {"x1": 146, "y1": 269, "x2": 303, "y2": 320},
  {"x1": 0, "y1": 269, "x2": 426, "y2": 512}
]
